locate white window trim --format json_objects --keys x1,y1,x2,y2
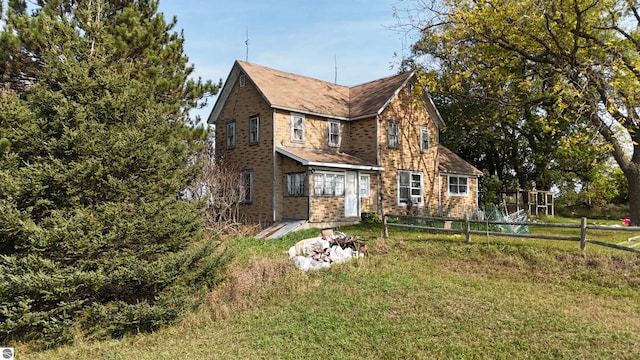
[
  {"x1": 226, "y1": 121, "x2": 236, "y2": 148},
  {"x1": 388, "y1": 121, "x2": 399, "y2": 148},
  {"x1": 291, "y1": 113, "x2": 305, "y2": 142},
  {"x1": 448, "y1": 175, "x2": 469, "y2": 197},
  {"x1": 398, "y1": 170, "x2": 424, "y2": 205},
  {"x1": 239, "y1": 74, "x2": 246, "y2": 87},
  {"x1": 313, "y1": 171, "x2": 345, "y2": 197},
  {"x1": 420, "y1": 127, "x2": 430, "y2": 152},
  {"x1": 249, "y1": 114, "x2": 259, "y2": 144},
  {"x1": 241, "y1": 170, "x2": 253, "y2": 203},
  {"x1": 286, "y1": 172, "x2": 306, "y2": 197},
  {"x1": 328, "y1": 120, "x2": 340, "y2": 147},
  {"x1": 359, "y1": 174, "x2": 370, "y2": 198}
]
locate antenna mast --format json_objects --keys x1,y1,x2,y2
[
  {"x1": 245, "y1": 27, "x2": 249, "y2": 62},
  {"x1": 334, "y1": 54, "x2": 337, "y2": 84}
]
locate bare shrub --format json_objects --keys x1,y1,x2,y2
[{"x1": 183, "y1": 143, "x2": 251, "y2": 236}]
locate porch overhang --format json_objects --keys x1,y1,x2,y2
[{"x1": 276, "y1": 147, "x2": 384, "y2": 171}]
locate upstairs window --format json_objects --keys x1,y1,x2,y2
[
  {"x1": 448, "y1": 176, "x2": 468, "y2": 196},
  {"x1": 239, "y1": 74, "x2": 246, "y2": 87},
  {"x1": 249, "y1": 115, "x2": 259, "y2": 144},
  {"x1": 328, "y1": 120, "x2": 340, "y2": 147},
  {"x1": 291, "y1": 113, "x2": 305, "y2": 142},
  {"x1": 398, "y1": 170, "x2": 423, "y2": 205},
  {"x1": 420, "y1": 127, "x2": 430, "y2": 152},
  {"x1": 388, "y1": 121, "x2": 399, "y2": 148},
  {"x1": 286, "y1": 173, "x2": 306, "y2": 196},
  {"x1": 314, "y1": 172, "x2": 345, "y2": 196},
  {"x1": 226, "y1": 121, "x2": 236, "y2": 148}
]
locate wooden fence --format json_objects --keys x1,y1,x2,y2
[{"x1": 382, "y1": 214, "x2": 640, "y2": 254}]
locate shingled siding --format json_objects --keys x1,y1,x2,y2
[
  {"x1": 377, "y1": 88, "x2": 441, "y2": 215},
  {"x1": 215, "y1": 76, "x2": 274, "y2": 224}
]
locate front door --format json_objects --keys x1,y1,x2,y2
[{"x1": 345, "y1": 171, "x2": 358, "y2": 217}]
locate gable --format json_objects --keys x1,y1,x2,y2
[{"x1": 348, "y1": 72, "x2": 414, "y2": 119}]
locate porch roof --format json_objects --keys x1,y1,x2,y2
[
  {"x1": 438, "y1": 145, "x2": 483, "y2": 176},
  {"x1": 276, "y1": 147, "x2": 384, "y2": 171}
]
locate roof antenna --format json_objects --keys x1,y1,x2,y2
[
  {"x1": 245, "y1": 27, "x2": 249, "y2": 62},
  {"x1": 334, "y1": 54, "x2": 338, "y2": 84}
]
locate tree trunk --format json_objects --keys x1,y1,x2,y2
[{"x1": 626, "y1": 164, "x2": 640, "y2": 226}]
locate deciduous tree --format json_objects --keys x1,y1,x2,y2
[{"x1": 399, "y1": 0, "x2": 640, "y2": 223}]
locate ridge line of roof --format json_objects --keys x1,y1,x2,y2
[{"x1": 237, "y1": 60, "x2": 411, "y2": 89}]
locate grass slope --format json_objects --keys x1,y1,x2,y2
[{"x1": 23, "y1": 225, "x2": 640, "y2": 359}]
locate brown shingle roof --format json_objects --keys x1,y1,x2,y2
[
  {"x1": 276, "y1": 147, "x2": 384, "y2": 171},
  {"x1": 226, "y1": 61, "x2": 413, "y2": 120},
  {"x1": 438, "y1": 145, "x2": 483, "y2": 176},
  {"x1": 348, "y1": 72, "x2": 414, "y2": 119},
  {"x1": 239, "y1": 61, "x2": 352, "y2": 118},
  {"x1": 208, "y1": 61, "x2": 445, "y2": 128}
]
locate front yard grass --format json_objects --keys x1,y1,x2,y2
[{"x1": 24, "y1": 223, "x2": 640, "y2": 359}]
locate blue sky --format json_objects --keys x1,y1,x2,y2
[{"x1": 157, "y1": 0, "x2": 411, "y2": 121}]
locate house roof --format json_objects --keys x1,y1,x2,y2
[
  {"x1": 438, "y1": 145, "x2": 483, "y2": 176},
  {"x1": 208, "y1": 60, "x2": 445, "y2": 127},
  {"x1": 276, "y1": 147, "x2": 384, "y2": 171},
  {"x1": 348, "y1": 72, "x2": 416, "y2": 119}
]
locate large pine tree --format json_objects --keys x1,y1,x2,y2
[{"x1": 0, "y1": 0, "x2": 221, "y2": 347}]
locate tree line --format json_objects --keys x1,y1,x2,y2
[{"x1": 396, "y1": 0, "x2": 638, "y2": 221}]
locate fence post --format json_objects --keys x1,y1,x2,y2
[
  {"x1": 465, "y1": 214, "x2": 471, "y2": 243},
  {"x1": 580, "y1": 217, "x2": 587, "y2": 251},
  {"x1": 382, "y1": 213, "x2": 388, "y2": 238}
]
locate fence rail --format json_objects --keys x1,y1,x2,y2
[{"x1": 382, "y1": 214, "x2": 640, "y2": 254}]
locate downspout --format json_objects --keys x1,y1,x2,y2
[
  {"x1": 476, "y1": 175, "x2": 480, "y2": 212},
  {"x1": 437, "y1": 143, "x2": 442, "y2": 216},
  {"x1": 308, "y1": 168, "x2": 312, "y2": 222},
  {"x1": 272, "y1": 109, "x2": 277, "y2": 223},
  {"x1": 438, "y1": 171, "x2": 442, "y2": 217},
  {"x1": 375, "y1": 115, "x2": 382, "y2": 216}
]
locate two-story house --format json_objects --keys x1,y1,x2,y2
[{"x1": 207, "y1": 60, "x2": 481, "y2": 228}]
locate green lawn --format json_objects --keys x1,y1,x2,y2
[{"x1": 21, "y1": 223, "x2": 640, "y2": 359}]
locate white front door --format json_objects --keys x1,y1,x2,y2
[{"x1": 345, "y1": 171, "x2": 358, "y2": 217}]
